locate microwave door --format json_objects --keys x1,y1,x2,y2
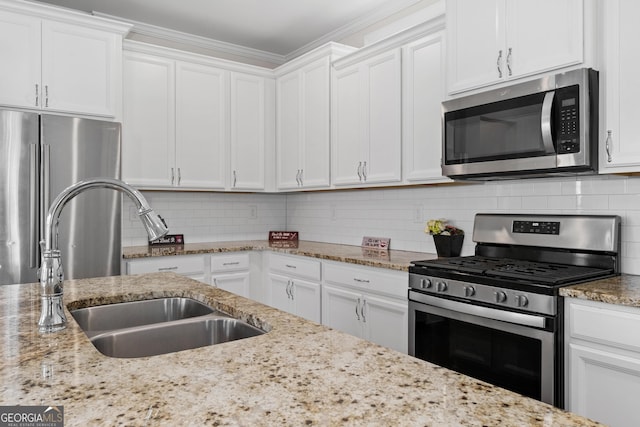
[{"x1": 443, "y1": 91, "x2": 557, "y2": 177}]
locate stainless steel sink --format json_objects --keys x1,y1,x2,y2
[
  {"x1": 70, "y1": 297, "x2": 217, "y2": 336},
  {"x1": 90, "y1": 317, "x2": 264, "y2": 358},
  {"x1": 70, "y1": 297, "x2": 265, "y2": 358}
]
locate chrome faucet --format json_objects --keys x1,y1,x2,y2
[{"x1": 38, "y1": 178, "x2": 169, "y2": 333}]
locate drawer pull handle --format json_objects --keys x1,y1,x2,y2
[
  {"x1": 355, "y1": 298, "x2": 361, "y2": 320},
  {"x1": 361, "y1": 300, "x2": 366, "y2": 323},
  {"x1": 158, "y1": 266, "x2": 178, "y2": 271},
  {"x1": 353, "y1": 278, "x2": 370, "y2": 283},
  {"x1": 223, "y1": 262, "x2": 240, "y2": 266},
  {"x1": 285, "y1": 264, "x2": 297, "y2": 269}
]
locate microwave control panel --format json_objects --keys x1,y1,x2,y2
[{"x1": 556, "y1": 85, "x2": 580, "y2": 154}]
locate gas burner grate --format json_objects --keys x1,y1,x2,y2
[{"x1": 413, "y1": 256, "x2": 612, "y2": 285}]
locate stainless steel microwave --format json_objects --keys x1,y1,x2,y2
[{"x1": 442, "y1": 68, "x2": 598, "y2": 180}]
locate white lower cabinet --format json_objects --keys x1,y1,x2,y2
[
  {"x1": 210, "y1": 252, "x2": 251, "y2": 298},
  {"x1": 322, "y1": 261, "x2": 408, "y2": 353},
  {"x1": 266, "y1": 253, "x2": 321, "y2": 323},
  {"x1": 125, "y1": 254, "x2": 206, "y2": 283},
  {"x1": 565, "y1": 298, "x2": 640, "y2": 427}
]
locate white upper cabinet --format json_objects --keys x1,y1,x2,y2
[
  {"x1": 402, "y1": 30, "x2": 451, "y2": 184},
  {"x1": 175, "y1": 62, "x2": 228, "y2": 189},
  {"x1": 599, "y1": 0, "x2": 640, "y2": 172},
  {"x1": 122, "y1": 51, "x2": 176, "y2": 188},
  {"x1": 446, "y1": 0, "x2": 584, "y2": 94},
  {"x1": 332, "y1": 48, "x2": 402, "y2": 187},
  {"x1": 230, "y1": 72, "x2": 268, "y2": 191},
  {"x1": 0, "y1": 10, "x2": 41, "y2": 110},
  {"x1": 0, "y1": 5, "x2": 129, "y2": 117},
  {"x1": 275, "y1": 43, "x2": 356, "y2": 191},
  {"x1": 123, "y1": 42, "x2": 272, "y2": 191}
]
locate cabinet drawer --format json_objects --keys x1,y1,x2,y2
[
  {"x1": 211, "y1": 253, "x2": 250, "y2": 273},
  {"x1": 569, "y1": 299, "x2": 640, "y2": 353},
  {"x1": 323, "y1": 262, "x2": 407, "y2": 299},
  {"x1": 269, "y1": 253, "x2": 321, "y2": 281},
  {"x1": 126, "y1": 255, "x2": 204, "y2": 275}
]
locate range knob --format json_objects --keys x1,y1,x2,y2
[
  {"x1": 494, "y1": 291, "x2": 507, "y2": 303},
  {"x1": 419, "y1": 278, "x2": 432, "y2": 289},
  {"x1": 463, "y1": 286, "x2": 476, "y2": 297},
  {"x1": 515, "y1": 295, "x2": 529, "y2": 307},
  {"x1": 436, "y1": 281, "x2": 448, "y2": 292}
]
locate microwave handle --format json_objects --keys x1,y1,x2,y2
[{"x1": 540, "y1": 91, "x2": 556, "y2": 154}]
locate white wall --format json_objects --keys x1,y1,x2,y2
[{"x1": 122, "y1": 174, "x2": 640, "y2": 275}]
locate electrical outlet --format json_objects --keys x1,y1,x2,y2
[
  {"x1": 414, "y1": 205, "x2": 423, "y2": 223},
  {"x1": 248, "y1": 205, "x2": 257, "y2": 219},
  {"x1": 330, "y1": 204, "x2": 337, "y2": 221}
]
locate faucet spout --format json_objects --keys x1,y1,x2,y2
[{"x1": 38, "y1": 178, "x2": 169, "y2": 333}]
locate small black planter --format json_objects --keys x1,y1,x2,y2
[{"x1": 433, "y1": 234, "x2": 464, "y2": 257}]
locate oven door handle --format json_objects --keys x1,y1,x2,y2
[
  {"x1": 540, "y1": 90, "x2": 556, "y2": 155},
  {"x1": 409, "y1": 291, "x2": 546, "y2": 329}
]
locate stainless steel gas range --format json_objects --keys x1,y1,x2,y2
[{"x1": 409, "y1": 213, "x2": 621, "y2": 408}]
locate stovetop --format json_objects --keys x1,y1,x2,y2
[{"x1": 411, "y1": 256, "x2": 613, "y2": 286}]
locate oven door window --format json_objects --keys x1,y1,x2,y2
[
  {"x1": 414, "y1": 310, "x2": 544, "y2": 401},
  {"x1": 444, "y1": 92, "x2": 551, "y2": 165}
]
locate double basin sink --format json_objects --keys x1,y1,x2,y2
[{"x1": 71, "y1": 297, "x2": 265, "y2": 358}]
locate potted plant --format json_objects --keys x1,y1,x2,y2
[{"x1": 425, "y1": 219, "x2": 464, "y2": 257}]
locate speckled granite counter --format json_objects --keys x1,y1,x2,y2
[
  {"x1": 1, "y1": 273, "x2": 600, "y2": 426},
  {"x1": 561, "y1": 274, "x2": 640, "y2": 308},
  {"x1": 123, "y1": 240, "x2": 435, "y2": 272}
]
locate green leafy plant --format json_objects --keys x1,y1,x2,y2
[{"x1": 425, "y1": 219, "x2": 464, "y2": 236}]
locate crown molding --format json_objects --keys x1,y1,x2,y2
[
  {"x1": 283, "y1": 0, "x2": 422, "y2": 61},
  {"x1": 95, "y1": 0, "x2": 422, "y2": 65},
  {"x1": 94, "y1": 12, "x2": 287, "y2": 66}
]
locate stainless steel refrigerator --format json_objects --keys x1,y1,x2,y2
[{"x1": 0, "y1": 109, "x2": 121, "y2": 285}]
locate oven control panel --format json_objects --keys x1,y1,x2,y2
[
  {"x1": 512, "y1": 220, "x2": 560, "y2": 235},
  {"x1": 409, "y1": 273, "x2": 556, "y2": 316}
]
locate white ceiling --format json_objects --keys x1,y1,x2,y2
[{"x1": 32, "y1": 0, "x2": 421, "y2": 58}]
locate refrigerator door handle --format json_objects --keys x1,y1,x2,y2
[
  {"x1": 41, "y1": 144, "x2": 51, "y2": 242},
  {"x1": 29, "y1": 144, "x2": 38, "y2": 268}
]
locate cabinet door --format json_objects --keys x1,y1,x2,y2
[
  {"x1": 332, "y1": 65, "x2": 364, "y2": 186},
  {"x1": 365, "y1": 49, "x2": 402, "y2": 184},
  {"x1": 41, "y1": 20, "x2": 118, "y2": 116},
  {"x1": 362, "y1": 294, "x2": 408, "y2": 353},
  {"x1": 268, "y1": 273, "x2": 293, "y2": 314},
  {"x1": 122, "y1": 52, "x2": 175, "y2": 187},
  {"x1": 0, "y1": 10, "x2": 41, "y2": 109},
  {"x1": 600, "y1": 0, "x2": 640, "y2": 170},
  {"x1": 568, "y1": 343, "x2": 640, "y2": 427},
  {"x1": 299, "y1": 57, "x2": 331, "y2": 189},
  {"x1": 276, "y1": 71, "x2": 302, "y2": 190},
  {"x1": 176, "y1": 61, "x2": 228, "y2": 189},
  {"x1": 212, "y1": 271, "x2": 250, "y2": 298},
  {"x1": 322, "y1": 284, "x2": 362, "y2": 338},
  {"x1": 446, "y1": 0, "x2": 504, "y2": 93},
  {"x1": 291, "y1": 278, "x2": 321, "y2": 323},
  {"x1": 506, "y1": 0, "x2": 583, "y2": 78},
  {"x1": 230, "y1": 72, "x2": 266, "y2": 190},
  {"x1": 402, "y1": 33, "x2": 450, "y2": 184}
]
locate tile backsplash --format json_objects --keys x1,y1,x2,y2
[
  {"x1": 122, "y1": 191, "x2": 286, "y2": 247},
  {"x1": 123, "y1": 175, "x2": 640, "y2": 275}
]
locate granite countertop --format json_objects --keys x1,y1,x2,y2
[
  {"x1": 0, "y1": 273, "x2": 600, "y2": 426},
  {"x1": 560, "y1": 274, "x2": 640, "y2": 308},
  {"x1": 122, "y1": 240, "x2": 435, "y2": 272}
]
